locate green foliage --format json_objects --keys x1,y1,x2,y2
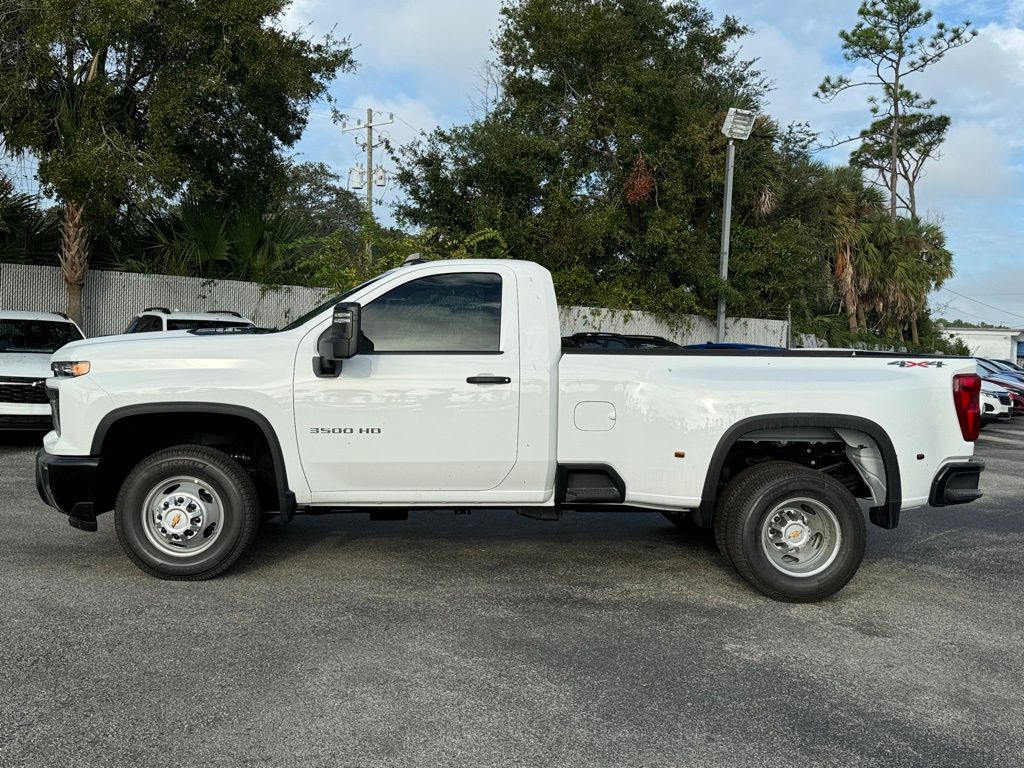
[
  {"x1": 111, "y1": 196, "x2": 313, "y2": 283},
  {"x1": 290, "y1": 215, "x2": 511, "y2": 294},
  {"x1": 0, "y1": 0, "x2": 353, "y2": 223},
  {"x1": 0, "y1": 182, "x2": 59, "y2": 263},
  {"x1": 275, "y1": 161, "x2": 365, "y2": 238}
]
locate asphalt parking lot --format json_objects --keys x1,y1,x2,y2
[{"x1": 1, "y1": 426, "x2": 1022, "y2": 768}]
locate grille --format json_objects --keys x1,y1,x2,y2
[
  {"x1": 0, "y1": 377, "x2": 49, "y2": 404},
  {"x1": 998, "y1": 393, "x2": 1012, "y2": 406}
]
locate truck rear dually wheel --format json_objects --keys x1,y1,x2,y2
[
  {"x1": 115, "y1": 445, "x2": 260, "y2": 580},
  {"x1": 715, "y1": 462, "x2": 866, "y2": 602}
]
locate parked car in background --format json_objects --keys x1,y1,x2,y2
[
  {"x1": 561, "y1": 332, "x2": 680, "y2": 349},
  {"x1": 976, "y1": 358, "x2": 1024, "y2": 385},
  {"x1": 0, "y1": 311, "x2": 84, "y2": 430},
  {"x1": 980, "y1": 358, "x2": 1024, "y2": 381},
  {"x1": 125, "y1": 308, "x2": 255, "y2": 333},
  {"x1": 980, "y1": 383, "x2": 1013, "y2": 424},
  {"x1": 993, "y1": 359, "x2": 1024, "y2": 372},
  {"x1": 975, "y1": 359, "x2": 1024, "y2": 414}
]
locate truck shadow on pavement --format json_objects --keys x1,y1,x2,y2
[{"x1": 235, "y1": 509, "x2": 727, "y2": 578}]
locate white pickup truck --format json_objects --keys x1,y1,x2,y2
[{"x1": 36, "y1": 259, "x2": 985, "y2": 601}]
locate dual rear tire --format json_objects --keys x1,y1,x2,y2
[{"x1": 710, "y1": 462, "x2": 866, "y2": 601}]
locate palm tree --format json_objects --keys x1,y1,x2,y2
[
  {"x1": 820, "y1": 166, "x2": 887, "y2": 333},
  {"x1": 139, "y1": 198, "x2": 311, "y2": 283}
]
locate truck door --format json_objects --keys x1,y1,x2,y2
[{"x1": 293, "y1": 267, "x2": 520, "y2": 498}]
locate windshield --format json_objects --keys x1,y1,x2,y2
[
  {"x1": 280, "y1": 274, "x2": 388, "y2": 332},
  {"x1": 167, "y1": 319, "x2": 252, "y2": 331},
  {"x1": 0, "y1": 319, "x2": 83, "y2": 354}
]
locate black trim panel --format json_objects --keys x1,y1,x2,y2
[
  {"x1": 36, "y1": 449, "x2": 99, "y2": 530},
  {"x1": 555, "y1": 463, "x2": 626, "y2": 504},
  {"x1": 699, "y1": 413, "x2": 903, "y2": 530},
  {"x1": 929, "y1": 459, "x2": 984, "y2": 507},
  {"x1": 91, "y1": 403, "x2": 295, "y2": 520}
]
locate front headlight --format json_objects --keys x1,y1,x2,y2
[{"x1": 51, "y1": 361, "x2": 91, "y2": 377}]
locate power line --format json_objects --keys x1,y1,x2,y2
[
  {"x1": 938, "y1": 287, "x2": 1024, "y2": 323},
  {"x1": 935, "y1": 304, "x2": 1012, "y2": 325}
]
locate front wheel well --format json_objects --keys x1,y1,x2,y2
[{"x1": 93, "y1": 409, "x2": 286, "y2": 514}]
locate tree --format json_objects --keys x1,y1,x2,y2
[
  {"x1": 0, "y1": 0, "x2": 352, "y2": 323},
  {"x1": 276, "y1": 160, "x2": 366, "y2": 238},
  {"x1": 397, "y1": 0, "x2": 779, "y2": 318},
  {"x1": 0, "y1": 179, "x2": 59, "y2": 263},
  {"x1": 820, "y1": 165, "x2": 887, "y2": 333},
  {"x1": 815, "y1": 0, "x2": 975, "y2": 219},
  {"x1": 127, "y1": 196, "x2": 312, "y2": 283},
  {"x1": 849, "y1": 112, "x2": 949, "y2": 219}
]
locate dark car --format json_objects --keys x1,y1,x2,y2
[
  {"x1": 562, "y1": 332, "x2": 681, "y2": 349},
  {"x1": 682, "y1": 342, "x2": 785, "y2": 351}
]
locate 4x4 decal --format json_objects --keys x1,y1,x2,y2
[{"x1": 888, "y1": 360, "x2": 945, "y2": 368}]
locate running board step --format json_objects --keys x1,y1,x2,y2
[{"x1": 563, "y1": 487, "x2": 622, "y2": 503}]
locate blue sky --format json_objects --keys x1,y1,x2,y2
[{"x1": 283, "y1": 0, "x2": 1024, "y2": 326}]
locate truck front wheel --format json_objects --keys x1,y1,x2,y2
[
  {"x1": 114, "y1": 445, "x2": 260, "y2": 580},
  {"x1": 715, "y1": 462, "x2": 866, "y2": 602}
]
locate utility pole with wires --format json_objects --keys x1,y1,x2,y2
[{"x1": 341, "y1": 107, "x2": 393, "y2": 218}]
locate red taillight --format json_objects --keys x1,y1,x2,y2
[{"x1": 953, "y1": 373, "x2": 981, "y2": 442}]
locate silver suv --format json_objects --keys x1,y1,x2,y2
[{"x1": 125, "y1": 308, "x2": 255, "y2": 333}]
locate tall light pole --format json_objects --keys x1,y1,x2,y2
[{"x1": 716, "y1": 107, "x2": 756, "y2": 343}]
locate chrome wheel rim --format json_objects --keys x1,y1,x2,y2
[
  {"x1": 141, "y1": 476, "x2": 225, "y2": 558},
  {"x1": 760, "y1": 497, "x2": 842, "y2": 578}
]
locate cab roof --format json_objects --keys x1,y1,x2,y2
[
  {"x1": 137, "y1": 308, "x2": 254, "y2": 324},
  {"x1": 0, "y1": 310, "x2": 77, "y2": 323}
]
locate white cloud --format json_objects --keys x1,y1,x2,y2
[
  {"x1": 919, "y1": 122, "x2": 1016, "y2": 207},
  {"x1": 281, "y1": 0, "x2": 501, "y2": 97}
]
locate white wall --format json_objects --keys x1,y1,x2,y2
[
  {"x1": 559, "y1": 305, "x2": 789, "y2": 347},
  {"x1": 2, "y1": 263, "x2": 792, "y2": 345},
  {"x1": 942, "y1": 329, "x2": 1019, "y2": 360}
]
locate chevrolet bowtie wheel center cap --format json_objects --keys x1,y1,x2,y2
[{"x1": 143, "y1": 478, "x2": 224, "y2": 557}]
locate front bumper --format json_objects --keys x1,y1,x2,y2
[
  {"x1": 35, "y1": 449, "x2": 100, "y2": 531},
  {"x1": 0, "y1": 414, "x2": 54, "y2": 430},
  {"x1": 929, "y1": 459, "x2": 985, "y2": 507}
]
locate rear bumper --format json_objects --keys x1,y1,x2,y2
[
  {"x1": 35, "y1": 449, "x2": 100, "y2": 531},
  {"x1": 929, "y1": 459, "x2": 985, "y2": 507}
]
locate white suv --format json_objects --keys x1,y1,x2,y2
[
  {"x1": 125, "y1": 308, "x2": 255, "y2": 333},
  {"x1": 0, "y1": 311, "x2": 84, "y2": 430}
]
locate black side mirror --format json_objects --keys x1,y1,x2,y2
[{"x1": 314, "y1": 302, "x2": 361, "y2": 378}]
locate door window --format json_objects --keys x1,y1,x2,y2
[{"x1": 360, "y1": 272, "x2": 502, "y2": 353}]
